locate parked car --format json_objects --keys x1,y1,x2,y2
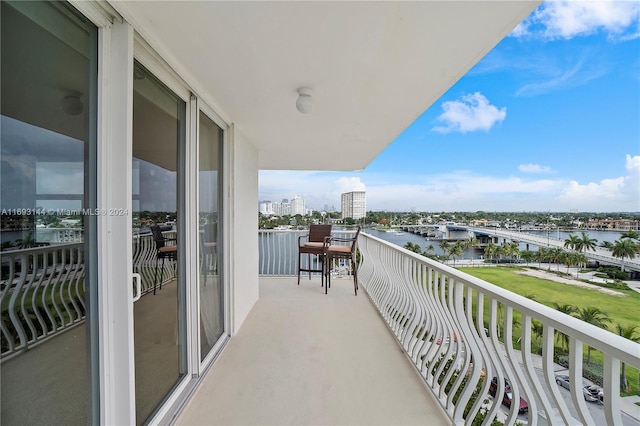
[
  {"x1": 489, "y1": 377, "x2": 529, "y2": 414},
  {"x1": 554, "y1": 374, "x2": 601, "y2": 402}
]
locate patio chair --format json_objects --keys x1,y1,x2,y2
[
  {"x1": 297, "y1": 224, "x2": 332, "y2": 287},
  {"x1": 150, "y1": 225, "x2": 177, "y2": 295},
  {"x1": 324, "y1": 227, "x2": 360, "y2": 295},
  {"x1": 201, "y1": 222, "x2": 217, "y2": 284}
]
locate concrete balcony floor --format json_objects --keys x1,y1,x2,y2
[{"x1": 176, "y1": 276, "x2": 449, "y2": 425}]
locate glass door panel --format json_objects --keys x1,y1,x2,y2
[
  {"x1": 1, "y1": 1, "x2": 97, "y2": 424},
  {"x1": 198, "y1": 112, "x2": 224, "y2": 360},
  {"x1": 132, "y1": 60, "x2": 186, "y2": 424}
]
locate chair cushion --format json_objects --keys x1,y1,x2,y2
[
  {"x1": 327, "y1": 245, "x2": 351, "y2": 254},
  {"x1": 159, "y1": 246, "x2": 177, "y2": 253},
  {"x1": 303, "y1": 242, "x2": 324, "y2": 248}
]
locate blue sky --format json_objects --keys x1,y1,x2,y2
[{"x1": 259, "y1": 1, "x2": 640, "y2": 213}]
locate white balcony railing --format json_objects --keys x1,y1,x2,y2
[
  {"x1": 1, "y1": 243, "x2": 85, "y2": 359},
  {"x1": 1, "y1": 231, "x2": 177, "y2": 359},
  {"x1": 258, "y1": 228, "x2": 355, "y2": 276},
  {"x1": 257, "y1": 229, "x2": 640, "y2": 424},
  {"x1": 132, "y1": 230, "x2": 177, "y2": 293},
  {"x1": 357, "y1": 232, "x2": 640, "y2": 426}
]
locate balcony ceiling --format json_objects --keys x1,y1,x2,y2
[{"x1": 112, "y1": 1, "x2": 540, "y2": 171}]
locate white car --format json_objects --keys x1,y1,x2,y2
[{"x1": 555, "y1": 375, "x2": 601, "y2": 403}]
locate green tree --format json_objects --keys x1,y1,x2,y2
[
  {"x1": 599, "y1": 241, "x2": 614, "y2": 250},
  {"x1": 403, "y1": 242, "x2": 422, "y2": 254},
  {"x1": 574, "y1": 307, "x2": 611, "y2": 363},
  {"x1": 564, "y1": 234, "x2": 581, "y2": 251},
  {"x1": 16, "y1": 232, "x2": 36, "y2": 249},
  {"x1": 620, "y1": 230, "x2": 640, "y2": 241},
  {"x1": 449, "y1": 241, "x2": 464, "y2": 266},
  {"x1": 549, "y1": 247, "x2": 565, "y2": 271},
  {"x1": 612, "y1": 238, "x2": 639, "y2": 272},
  {"x1": 578, "y1": 231, "x2": 598, "y2": 253},
  {"x1": 520, "y1": 250, "x2": 535, "y2": 266},
  {"x1": 484, "y1": 242, "x2": 497, "y2": 264},
  {"x1": 439, "y1": 240, "x2": 451, "y2": 260},
  {"x1": 553, "y1": 303, "x2": 577, "y2": 352},
  {"x1": 616, "y1": 324, "x2": 640, "y2": 391}
]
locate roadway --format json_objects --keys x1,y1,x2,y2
[{"x1": 465, "y1": 227, "x2": 640, "y2": 273}]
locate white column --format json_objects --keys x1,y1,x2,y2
[{"x1": 97, "y1": 20, "x2": 135, "y2": 426}]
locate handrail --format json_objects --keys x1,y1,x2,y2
[
  {"x1": 1, "y1": 231, "x2": 177, "y2": 360},
  {"x1": 357, "y1": 232, "x2": 640, "y2": 425},
  {"x1": 1, "y1": 243, "x2": 85, "y2": 360},
  {"x1": 258, "y1": 229, "x2": 355, "y2": 276}
]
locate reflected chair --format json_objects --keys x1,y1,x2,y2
[
  {"x1": 150, "y1": 225, "x2": 177, "y2": 295},
  {"x1": 297, "y1": 224, "x2": 332, "y2": 287},
  {"x1": 324, "y1": 227, "x2": 360, "y2": 295},
  {"x1": 201, "y1": 222, "x2": 217, "y2": 284}
]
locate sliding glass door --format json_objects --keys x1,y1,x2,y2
[
  {"x1": 132, "y1": 60, "x2": 186, "y2": 424},
  {"x1": 1, "y1": 1, "x2": 97, "y2": 423},
  {"x1": 198, "y1": 112, "x2": 225, "y2": 360}
]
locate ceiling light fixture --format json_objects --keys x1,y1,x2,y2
[
  {"x1": 296, "y1": 87, "x2": 313, "y2": 114},
  {"x1": 61, "y1": 95, "x2": 83, "y2": 116}
]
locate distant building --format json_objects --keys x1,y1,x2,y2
[
  {"x1": 259, "y1": 201, "x2": 274, "y2": 215},
  {"x1": 290, "y1": 195, "x2": 305, "y2": 216},
  {"x1": 341, "y1": 191, "x2": 366, "y2": 220},
  {"x1": 259, "y1": 195, "x2": 307, "y2": 217}
]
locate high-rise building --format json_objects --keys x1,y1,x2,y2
[
  {"x1": 341, "y1": 191, "x2": 366, "y2": 220},
  {"x1": 290, "y1": 195, "x2": 305, "y2": 215}
]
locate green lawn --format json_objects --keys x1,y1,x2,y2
[
  {"x1": 458, "y1": 266, "x2": 640, "y2": 396},
  {"x1": 458, "y1": 266, "x2": 640, "y2": 328}
]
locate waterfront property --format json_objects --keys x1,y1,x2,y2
[{"x1": 6, "y1": 1, "x2": 637, "y2": 425}]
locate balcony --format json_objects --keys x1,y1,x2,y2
[
  {"x1": 177, "y1": 230, "x2": 640, "y2": 425},
  {"x1": 2, "y1": 230, "x2": 639, "y2": 425}
]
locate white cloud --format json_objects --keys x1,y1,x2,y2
[
  {"x1": 515, "y1": 58, "x2": 605, "y2": 96},
  {"x1": 431, "y1": 93, "x2": 506, "y2": 134},
  {"x1": 336, "y1": 177, "x2": 366, "y2": 193},
  {"x1": 518, "y1": 163, "x2": 554, "y2": 174},
  {"x1": 259, "y1": 155, "x2": 640, "y2": 212},
  {"x1": 626, "y1": 154, "x2": 640, "y2": 172},
  {"x1": 515, "y1": 1, "x2": 640, "y2": 41}
]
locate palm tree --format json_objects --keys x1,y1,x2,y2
[
  {"x1": 484, "y1": 242, "x2": 497, "y2": 264},
  {"x1": 449, "y1": 241, "x2": 464, "y2": 266},
  {"x1": 611, "y1": 238, "x2": 639, "y2": 272},
  {"x1": 403, "y1": 242, "x2": 422, "y2": 254},
  {"x1": 439, "y1": 240, "x2": 451, "y2": 260},
  {"x1": 503, "y1": 241, "x2": 519, "y2": 264},
  {"x1": 520, "y1": 250, "x2": 535, "y2": 266},
  {"x1": 536, "y1": 247, "x2": 548, "y2": 269},
  {"x1": 574, "y1": 307, "x2": 611, "y2": 363},
  {"x1": 620, "y1": 230, "x2": 640, "y2": 241},
  {"x1": 16, "y1": 232, "x2": 36, "y2": 249},
  {"x1": 549, "y1": 247, "x2": 565, "y2": 271},
  {"x1": 578, "y1": 231, "x2": 598, "y2": 253},
  {"x1": 616, "y1": 324, "x2": 640, "y2": 391},
  {"x1": 564, "y1": 234, "x2": 581, "y2": 251},
  {"x1": 465, "y1": 236, "x2": 479, "y2": 250},
  {"x1": 599, "y1": 241, "x2": 614, "y2": 250},
  {"x1": 553, "y1": 303, "x2": 577, "y2": 352}
]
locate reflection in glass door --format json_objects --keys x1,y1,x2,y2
[
  {"x1": 132, "y1": 61, "x2": 186, "y2": 424},
  {"x1": 1, "y1": 1, "x2": 97, "y2": 424},
  {"x1": 198, "y1": 112, "x2": 224, "y2": 360}
]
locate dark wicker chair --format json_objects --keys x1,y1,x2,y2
[
  {"x1": 324, "y1": 227, "x2": 360, "y2": 295},
  {"x1": 297, "y1": 224, "x2": 332, "y2": 287},
  {"x1": 150, "y1": 225, "x2": 177, "y2": 295}
]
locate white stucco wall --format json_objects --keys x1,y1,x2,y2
[{"x1": 230, "y1": 125, "x2": 259, "y2": 334}]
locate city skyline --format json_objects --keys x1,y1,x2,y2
[{"x1": 259, "y1": 1, "x2": 640, "y2": 213}]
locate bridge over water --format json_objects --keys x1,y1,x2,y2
[{"x1": 401, "y1": 225, "x2": 640, "y2": 273}]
